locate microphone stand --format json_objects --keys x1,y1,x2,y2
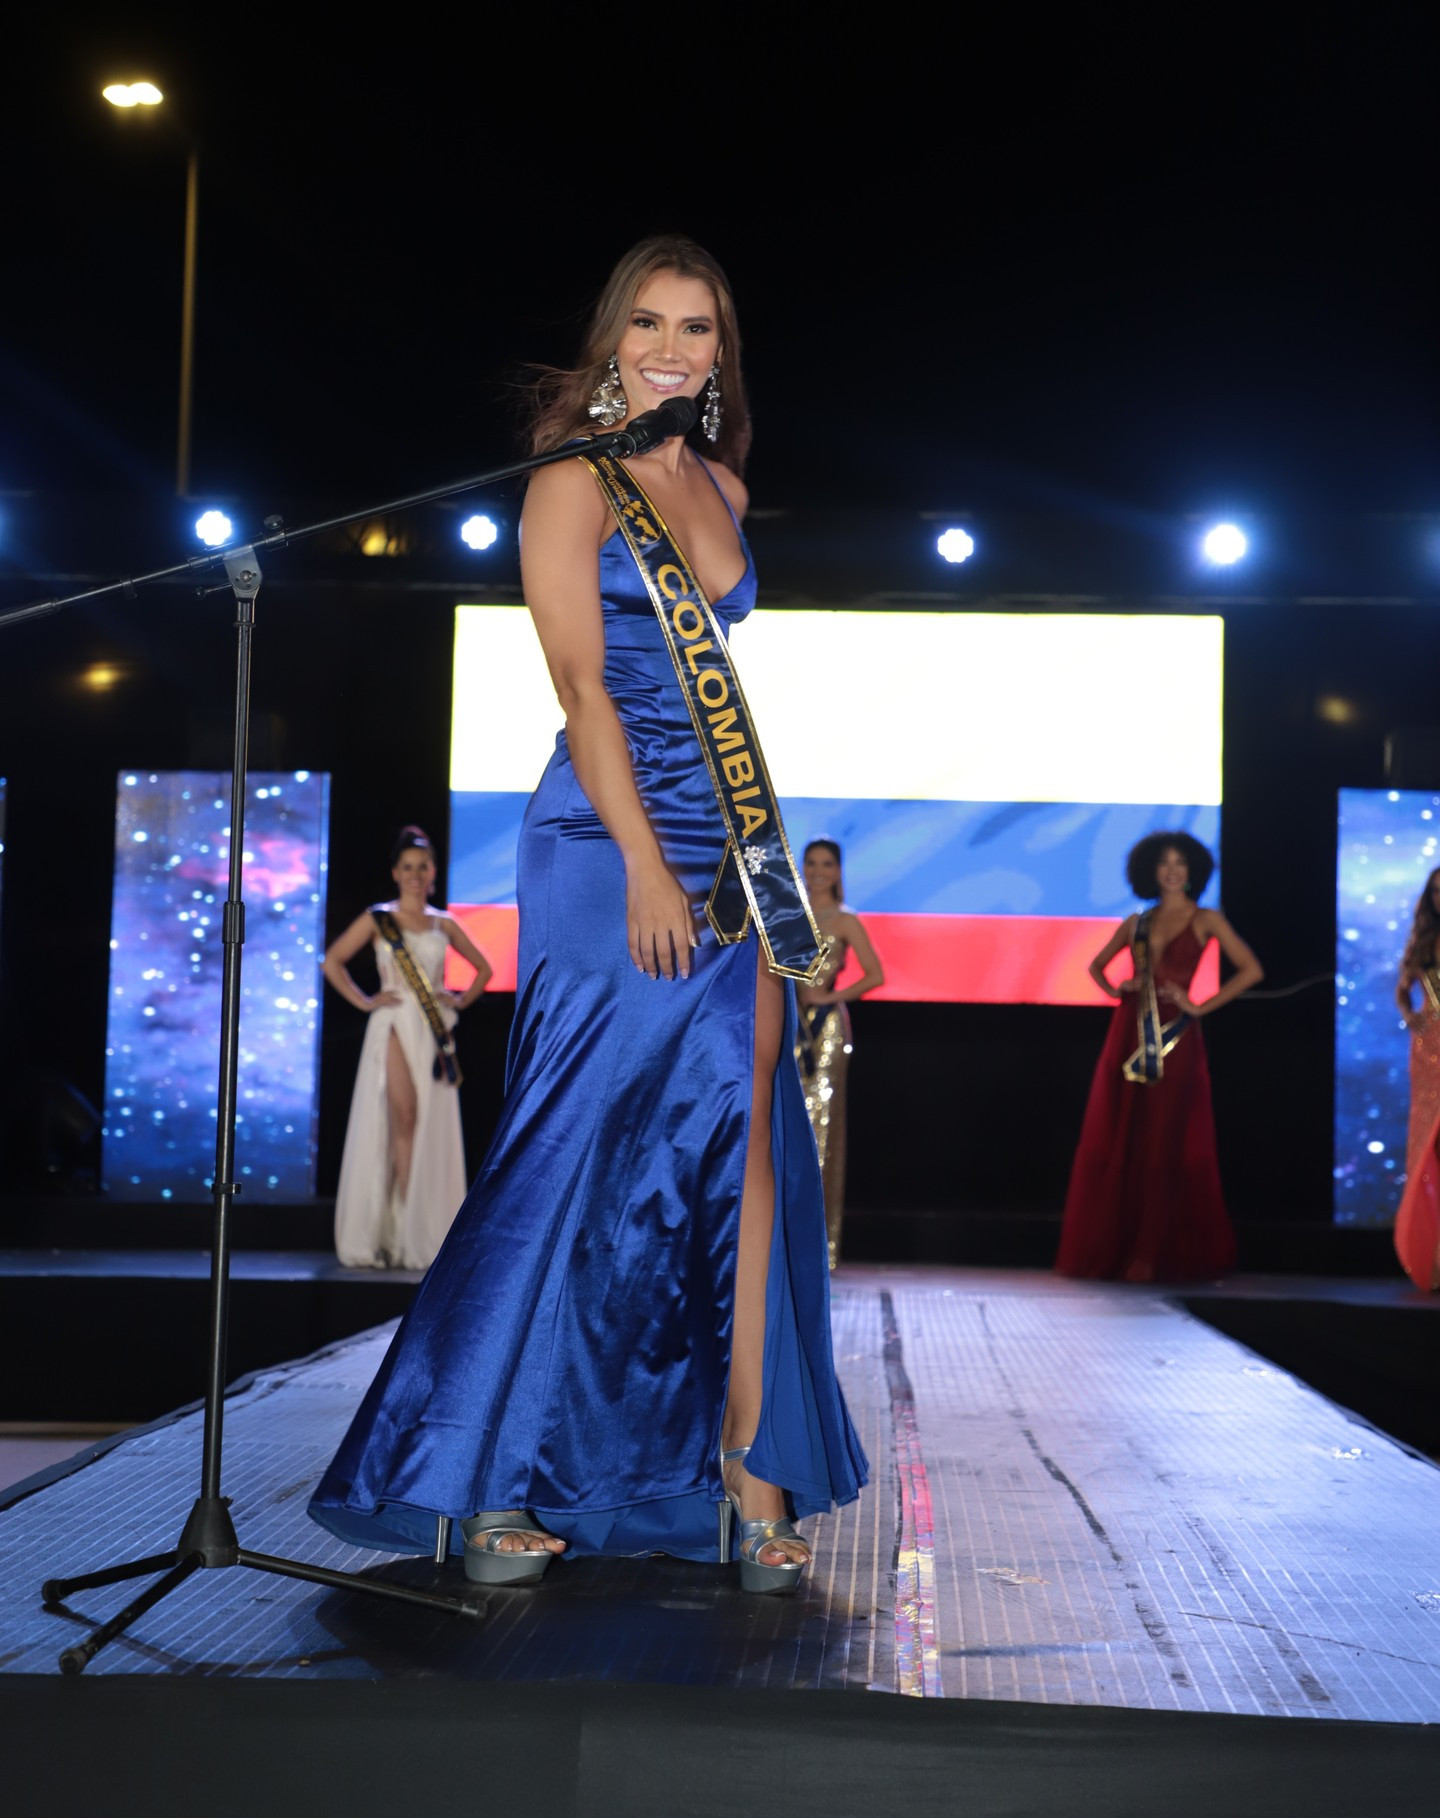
[{"x1": 3, "y1": 423, "x2": 658, "y2": 1673}]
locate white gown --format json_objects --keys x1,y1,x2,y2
[{"x1": 333, "y1": 920, "x2": 466, "y2": 1269}]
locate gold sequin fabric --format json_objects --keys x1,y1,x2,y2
[{"x1": 796, "y1": 926, "x2": 852, "y2": 1268}]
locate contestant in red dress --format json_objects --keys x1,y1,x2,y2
[
  {"x1": 1055, "y1": 833, "x2": 1263, "y2": 1283},
  {"x1": 1392, "y1": 869, "x2": 1440, "y2": 1291}
]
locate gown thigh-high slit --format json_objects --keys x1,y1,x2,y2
[
  {"x1": 309, "y1": 491, "x2": 868, "y2": 1562},
  {"x1": 333, "y1": 924, "x2": 466, "y2": 1271}
]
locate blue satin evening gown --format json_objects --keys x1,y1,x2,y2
[{"x1": 308, "y1": 479, "x2": 868, "y2": 1562}]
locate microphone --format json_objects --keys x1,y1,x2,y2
[{"x1": 605, "y1": 393, "x2": 698, "y2": 457}]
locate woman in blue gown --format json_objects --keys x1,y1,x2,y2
[{"x1": 308, "y1": 235, "x2": 867, "y2": 1592}]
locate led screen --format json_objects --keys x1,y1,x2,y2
[
  {"x1": 1333, "y1": 787, "x2": 1440, "y2": 1226},
  {"x1": 102, "y1": 770, "x2": 330, "y2": 1201},
  {"x1": 447, "y1": 608, "x2": 1222, "y2": 1005}
]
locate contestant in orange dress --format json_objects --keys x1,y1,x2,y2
[
  {"x1": 1055, "y1": 833, "x2": 1263, "y2": 1283},
  {"x1": 1392, "y1": 868, "x2": 1440, "y2": 1290}
]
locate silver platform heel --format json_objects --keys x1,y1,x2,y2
[
  {"x1": 460, "y1": 1510, "x2": 559, "y2": 1586},
  {"x1": 719, "y1": 1446, "x2": 810, "y2": 1596}
]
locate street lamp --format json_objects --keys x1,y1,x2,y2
[{"x1": 102, "y1": 80, "x2": 199, "y2": 498}]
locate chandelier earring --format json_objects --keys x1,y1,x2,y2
[
  {"x1": 701, "y1": 365, "x2": 723, "y2": 443},
  {"x1": 587, "y1": 354, "x2": 628, "y2": 427}
]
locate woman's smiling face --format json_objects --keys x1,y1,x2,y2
[
  {"x1": 1156, "y1": 847, "x2": 1190, "y2": 897},
  {"x1": 392, "y1": 846, "x2": 436, "y2": 899},
  {"x1": 614, "y1": 269, "x2": 718, "y2": 421}
]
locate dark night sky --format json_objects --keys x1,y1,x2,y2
[{"x1": 1, "y1": 20, "x2": 1434, "y2": 522}]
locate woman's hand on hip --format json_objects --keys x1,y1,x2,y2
[
  {"x1": 625, "y1": 858, "x2": 698, "y2": 981},
  {"x1": 367, "y1": 990, "x2": 403, "y2": 1011}
]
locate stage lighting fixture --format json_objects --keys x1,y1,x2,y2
[
  {"x1": 1201, "y1": 523, "x2": 1247, "y2": 566},
  {"x1": 461, "y1": 514, "x2": 499, "y2": 551},
  {"x1": 102, "y1": 82, "x2": 164, "y2": 107},
  {"x1": 936, "y1": 527, "x2": 975, "y2": 565},
  {"x1": 194, "y1": 510, "x2": 233, "y2": 547}
]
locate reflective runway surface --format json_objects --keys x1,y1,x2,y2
[{"x1": 4, "y1": 1267, "x2": 1440, "y2": 1721}]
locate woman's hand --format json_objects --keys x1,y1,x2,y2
[
  {"x1": 626, "y1": 857, "x2": 698, "y2": 980},
  {"x1": 806, "y1": 988, "x2": 838, "y2": 1005},
  {"x1": 367, "y1": 990, "x2": 403, "y2": 1012},
  {"x1": 1158, "y1": 981, "x2": 1199, "y2": 1016},
  {"x1": 1115, "y1": 978, "x2": 1141, "y2": 995},
  {"x1": 1404, "y1": 1008, "x2": 1429, "y2": 1034}
]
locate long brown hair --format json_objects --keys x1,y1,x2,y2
[
  {"x1": 1402, "y1": 867, "x2": 1440, "y2": 974},
  {"x1": 526, "y1": 235, "x2": 752, "y2": 475}
]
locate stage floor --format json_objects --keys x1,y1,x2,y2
[{"x1": 4, "y1": 1266, "x2": 1439, "y2": 1721}]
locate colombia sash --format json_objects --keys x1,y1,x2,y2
[
  {"x1": 371, "y1": 908, "x2": 462, "y2": 1087},
  {"x1": 1121, "y1": 907, "x2": 1192, "y2": 1086},
  {"x1": 1422, "y1": 966, "x2": 1440, "y2": 1019},
  {"x1": 580, "y1": 452, "x2": 825, "y2": 983}
]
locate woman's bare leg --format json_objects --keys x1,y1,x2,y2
[
  {"x1": 385, "y1": 1031, "x2": 418, "y2": 1203},
  {"x1": 720, "y1": 945, "x2": 808, "y2": 1566}
]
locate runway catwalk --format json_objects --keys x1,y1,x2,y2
[{"x1": 5, "y1": 1264, "x2": 1439, "y2": 1721}]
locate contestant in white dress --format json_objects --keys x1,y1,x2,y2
[{"x1": 324, "y1": 827, "x2": 493, "y2": 1269}]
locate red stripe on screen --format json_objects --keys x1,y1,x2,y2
[{"x1": 445, "y1": 906, "x2": 1221, "y2": 1008}]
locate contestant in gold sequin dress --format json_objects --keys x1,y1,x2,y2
[
  {"x1": 795, "y1": 841, "x2": 885, "y2": 1269},
  {"x1": 1394, "y1": 869, "x2": 1440, "y2": 1289}
]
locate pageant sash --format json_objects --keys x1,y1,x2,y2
[
  {"x1": 1121, "y1": 906, "x2": 1192, "y2": 1086},
  {"x1": 371, "y1": 907, "x2": 462, "y2": 1087},
  {"x1": 1422, "y1": 966, "x2": 1440, "y2": 1019},
  {"x1": 580, "y1": 452, "x2": 825, "y2": 983}
]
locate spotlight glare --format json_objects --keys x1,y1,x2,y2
[
  {"x1": 195, "y1": 509, "x2": 233, "y2": 547},
  {"x1": 461, "y1": 513, "x2": 499, "y2": 551},
  {"x1": 1201, "y1": 522, "x2": 1247, "y2": 566},
  {"x1": 936, "y1": 527, "x2": 975, "y2": 565},
  {"x1": 102, "y1": 82, "x2": 164, "y2": 107}
]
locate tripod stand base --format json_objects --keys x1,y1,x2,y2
[{"x1": 43, "y1": 1494, "x2": 485, "y2": 1674}]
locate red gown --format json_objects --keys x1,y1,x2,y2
[{"x1": 1055, "y1": 923, "x2": 1235, "y2": 1282}]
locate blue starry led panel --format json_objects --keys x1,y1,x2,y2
[
  {"x1": 1334, "y1": 787, "x2": 1440, "y2": 1226},
  {"x1": 101, "y1": 770, "x2": 331, "y2": 1202}
]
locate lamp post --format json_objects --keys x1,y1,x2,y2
[{"x1": 102, "y1": 82, "x2": 198, "y2": 497}]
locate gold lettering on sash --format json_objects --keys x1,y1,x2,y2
[
  {"x1": 708, "y1": 707, "x2": 744, "y2": 752},
  {"x1": 580, "y1": 450, "x2": 821, "y2": 981}
]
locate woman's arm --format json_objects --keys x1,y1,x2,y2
[
  {"x1": 520, "y1": 459, "x2": 696, "y2": 980},
  {"x1": 322, "y1": 911, "x2": 400, "y2": 1012},
  {"x1": 443, "y1": 918, "x2": 494, "y2": 1009},
  {"x1": 1160, "y1": 911, "x2": 1263, "y2": 1016},
  {"x1": 1089, "y1": 917, "x2": 1139, "y2": 999},
  {"x1": 1397, "y1": 962, "x2": 1429, "y2": 1030},
  {"x1": 811, "y1": 912, "x2": 885, "y2": 1004}
]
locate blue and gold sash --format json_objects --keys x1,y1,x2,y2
[
  {"x1": 1121, "y1": 907, "x2": 1192, "y2": 1085},
  {"x1": 372, "y1": 907, "x2": 462, "y2": 1087},
  {"x1": 580, "y1": 452, "x2": 825, "y2": 983}
]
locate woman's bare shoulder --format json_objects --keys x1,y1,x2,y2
[
  {"x1": 698, "y1": 454, "x2": 748, "y2": 520},
  {"x1": 524, "y1": 452, "x2": 609, "y2": 521}
]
